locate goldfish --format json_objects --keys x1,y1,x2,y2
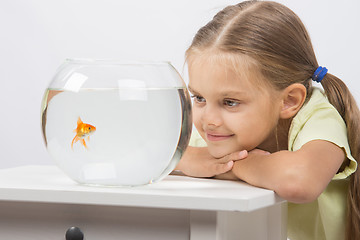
[{"x1": 71, "y1": 117, "x2": 96, "y2": 150}]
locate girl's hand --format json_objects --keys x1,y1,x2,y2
[
  {"x1": 215, "y1": 149, "x2": 270, "y2": 180},
  {"x1": 174, "y1": 146, "x2": 248, "y2": 178}
]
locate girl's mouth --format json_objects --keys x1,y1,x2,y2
[{"x1": 206, "y1": 133, "x2": 234, "y2": 142}]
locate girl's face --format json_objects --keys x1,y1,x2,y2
[{"x1": 188, "y1": 56, "x2": 283, "y2": 158}]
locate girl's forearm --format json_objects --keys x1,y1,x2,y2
[
  {"x1": 233, "y1": 140, "x2": 346, "y2": 204},
  {"x1": 231, "y1": 150, "x2": 323, "y2": 203}
]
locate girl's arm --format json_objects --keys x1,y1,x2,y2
[{"x1": 232, "y1": 140, "x2": 345, "y2": 203}]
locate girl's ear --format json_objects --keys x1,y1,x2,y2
[{"x1": 280, "y1": 83, "x2": 307, "y2": 119}]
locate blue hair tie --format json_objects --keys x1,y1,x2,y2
[{"x1": 312, "y1": 66, "x2": 328, "y2": 83}]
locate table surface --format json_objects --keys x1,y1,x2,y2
[{"x1": 0, "y1": 165, "x2": 284, "y2": 212}]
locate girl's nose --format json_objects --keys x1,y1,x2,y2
[{"x1": 201, "y1": 105, "x2": 222, "y2": 127}]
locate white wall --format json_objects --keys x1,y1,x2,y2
[{"x1": 1, "y1": 0, "x2": 359, "y2": 168}]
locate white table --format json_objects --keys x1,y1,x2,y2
[{"x1": 0, "y1": 165, "x2": 287, "y2": 240}]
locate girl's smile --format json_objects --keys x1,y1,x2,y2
[{"x1": 205, "y1": 132, "x2": 235, "y2": 142}]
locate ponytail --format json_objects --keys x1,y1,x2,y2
[{"x1": 321, "y1": 73, "x2": 360, "y2": 240}]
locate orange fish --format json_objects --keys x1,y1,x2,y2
[{"x1": 71, "y1": 117, "x2": 96, "y2": 149}]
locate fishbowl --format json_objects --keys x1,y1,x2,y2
[{"x1": 41, "y1": 59, "x2": 192, "y2": 186}]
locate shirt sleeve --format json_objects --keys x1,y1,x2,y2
[
  {"x1": 290, "y1": 106, "x2": 357, "y2": 180},
  {"x1": 188, "y1": 128, "x2": 207, "y2": 147}
]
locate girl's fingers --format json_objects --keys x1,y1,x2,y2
[
  {"x1": 210, "y1": 150, "x2": 250, "y2": 176},
  {"x1": 219, "y1": 150, "x2": 248, "y2": 163},
  {"x1": 213, "y1": 160, "x2": 234, "y2": 175},
  {"x1": 210, "y1": 149, "x2": 271, "y2": 176},
  {"x1": 212, "y1": 150, "x2": 248, "y2": 175},
  {"x1": 237, "y1": 150, "x2": 248, "y2": 159},
  {"x1": 249, "y1": 149, "x2": 271, "y2": 155}
]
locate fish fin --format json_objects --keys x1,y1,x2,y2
[
  {"x1": 87, "y1": 136, "x2": 90, "y2": 141},
  {"x1": 81, "y1": 139, "x2": 88, "y2": 149},
  {"x1": 77, "y1": 117, "x2": 83, "y2": 126}
]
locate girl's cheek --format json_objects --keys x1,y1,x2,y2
[{"x1": 192, "y1": 109, "x2": 202, "y2": 129}]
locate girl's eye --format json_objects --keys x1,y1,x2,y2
[
  {"x1": 191, "y1": 95, "x2": 206, "y2": 103},
  {"x1": 224, "y1": 99, "x2": 240, "y2": 107}
]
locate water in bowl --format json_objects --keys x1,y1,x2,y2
[{"x1": 41, "y1": 87, "x2": 190, "y2": 186}]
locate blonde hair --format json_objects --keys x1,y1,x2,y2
[{"x1": 186, "y1": 1, "x2": 360, "y2": 239}]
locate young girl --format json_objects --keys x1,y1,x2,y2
[{"x1": 175, "y1": 1, "x2": 360, "y2": 240}]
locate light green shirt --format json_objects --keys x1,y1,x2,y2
[
  {"x1": 287, "y1": 88, "x2": 357, "y2": 240},
  {"x1": 188, "y1": 88, "x2": 357, "y2": 240},
  {"x1": 189, "y1": 128, "x2": 207, "y2": 147}
]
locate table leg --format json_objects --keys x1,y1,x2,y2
[
  {"x1": 190, "y1": 202, "x2": 287, "y2": 240},
  {"x1": 190, "y1": 210, "x2": 217, "y2": 240}
]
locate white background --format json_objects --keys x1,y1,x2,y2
[{"x1": 1, "y1": 0, "x2": 359, "y2": 168}]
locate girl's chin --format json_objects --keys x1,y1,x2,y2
[{"x1": 207, "y1": 147, "x2": 235, "y2": 159}]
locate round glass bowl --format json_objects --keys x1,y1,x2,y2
[{"x1": 41, "y1": 59, "x2": 192, "y2": 186}]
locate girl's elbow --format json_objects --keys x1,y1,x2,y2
[{"x1": 276, "y1": 176, "x2": 321, "y2": 204}]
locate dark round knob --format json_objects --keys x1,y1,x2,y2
[{"x1": 65, "y1": 227, "x2": 84, "y2": 240}]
